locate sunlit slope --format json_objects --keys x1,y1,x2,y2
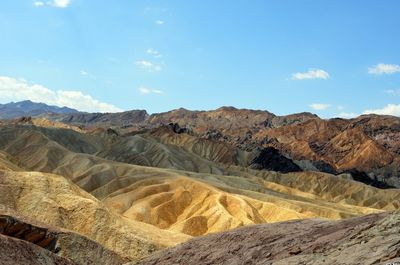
[
  {"x1": 102, "y1": 176, "x2": 384, "y2": 236},
  {"x1": 0, "y1": 170, "x2": 190, "y2": 262},
  {"x1": 225, "y1": 166, "x2": 400, "y2": 210}
]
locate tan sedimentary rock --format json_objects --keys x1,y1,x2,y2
[{"x1": 0, "y1": 170, "x2": 190, "y2": 262}]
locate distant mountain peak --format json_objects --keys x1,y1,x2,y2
[{"x1": 0, "y1": 100, "x2": 78, "y2": 120}]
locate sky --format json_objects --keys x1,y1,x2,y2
[{"x1": 0, "y1": 0, "x2": 399, "y2": 117}]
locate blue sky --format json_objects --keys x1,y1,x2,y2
[{"x1": 0, "y1": 0, "x2": 399, "y2": 117}]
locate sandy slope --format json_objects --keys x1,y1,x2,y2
[
  {"x1": 0, "y1": 170, "x2": 190, "y2": 262},
  {"x1": 1, "y1": 125, "x2": 400, "y2": 237},
  {"x1": 102, "y1": 176, "x2": 384, "y2": 236}
]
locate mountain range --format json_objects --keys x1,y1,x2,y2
[
  {"x1": 0, "y1": 100, "x2": 400, "y2": 264},
  {"x1": 0, "y1": 100, "x2": 78, "y2": 119},
  {"x1": 3, "y1": 100, "x2": 398, "y2": 188}
]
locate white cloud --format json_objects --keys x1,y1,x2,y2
[
  {"x1": 51, "y1": 0, "x2": 71, "y2": 8},
  {"x1": 338, "y1": 112, "x2": 358, "y2": 119},
  {"x1": 155, "y1": 20, "x2": 165, "y2": 25},
  {"x1": 291, "y1": 69, "x2": 330, "y2": 80},
  {"x1": 34, "y1": 0, "x2": 70, "y2": 8},
  {"x1": 139, "y1": 87, "x2": 151, "y2": 94},
  {"x1": 0, "y1": 76, "x2": 121, "y2": 113},
  {"x1": 146, "y1": 48, "x2": 162, "y2": 58},
  {"x1": 139, "y1": 87, "x2": 164, "y2": 95},
  {"x1": 136, "y1": 60, "x2": 162, "y2": 72},
  {"x1": 80, "y1": 70, "x2": 88, "y2": 76},
  {"x1": 368, "y1": 63, "x2": 400, "y2": 75},
  {"x1": 309, "y1": 103, "x2": 331, "y2": 110},
  {"x1": 34, "y1": 1, "x2": 44, "y2": 6},
  {"x1": 363, "y1": 104, "x2": 400, "y2": 116}
]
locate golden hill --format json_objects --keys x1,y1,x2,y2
[
  {"x1": 102, "y1": 175, "x2": 385, "y2": 237},
  {"x1": 0, "y1": 170, "x2": 190, "y2": 262},
  {"x1": 1, "y1": 125, "x2": 400, "y2": 238}
]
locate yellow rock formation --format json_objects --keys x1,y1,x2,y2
[{"x1": 0, "y1": 170, "x2": 190, "y2": 262}]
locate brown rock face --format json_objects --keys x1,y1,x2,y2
[
  {"x1": 28, "y1": 105, "x2": 400, "y2": 187},
  {"x1": 0, "y1": 214, "x2": 58, "y2": 252},
  {"x1": 143, "y1": 110, "x2": 400, "y2": 188}
]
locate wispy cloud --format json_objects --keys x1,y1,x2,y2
[
  {"x1": 80, "y1": 70, "x2": 96, "y2": 79},
  {"x1": 384, "y1": 89, "x2": 400, "y2": 95},
  {"x1": 33, "y1": 1, "x2": 44, "y2": 6},
  {"x1": 0, "y1": 76, "x2": 121, "y2": 113},
  {"x1": 33, "y1": 0, "x2": 71, "y2": 8},
  {"x1": 363, "y1": 104, "x2": 400, "y2": 116},
  {"x1": 368, "y1": 63, "x2": 400, "y2": 75},
  {"x1": 309, "y1": 103, "x2": 331, "y2": 110},
  {"x1": 155, "y1": 20, "x2": 165, "y2": 25},
  {"x1": 139, "y1": 87, "x2": 164, "y2": 95},
  {"x1": 291, "y1": 69, "x2": 330, "y2": 80},
  {"x1": 146, "y1": 48, "x2": 162, "y2": 58},
  {"x1": 136, "y1": 60, "x2": 162, "y2": 72}
]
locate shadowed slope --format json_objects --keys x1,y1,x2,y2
[
  {"x1": 0, "y1": 151, "x2": 21, "y2": 171},
  {"x1": 96, "y1": 132, "x2": 225, "y2": 174},
  {"x1": 0, "y1": 234, "x2": 75, "y2": 265}
]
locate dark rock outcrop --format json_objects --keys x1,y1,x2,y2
[
  {"x1": 250, "y1": 147, "x2": 302, "y2": 173},
  {"x1": 168, "y1": 123, "x2": 191, "y2": 134}
]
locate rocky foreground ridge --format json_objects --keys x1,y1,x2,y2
[{"x1": 136, "y1": 212, "x2": 400, "y2": 265}]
